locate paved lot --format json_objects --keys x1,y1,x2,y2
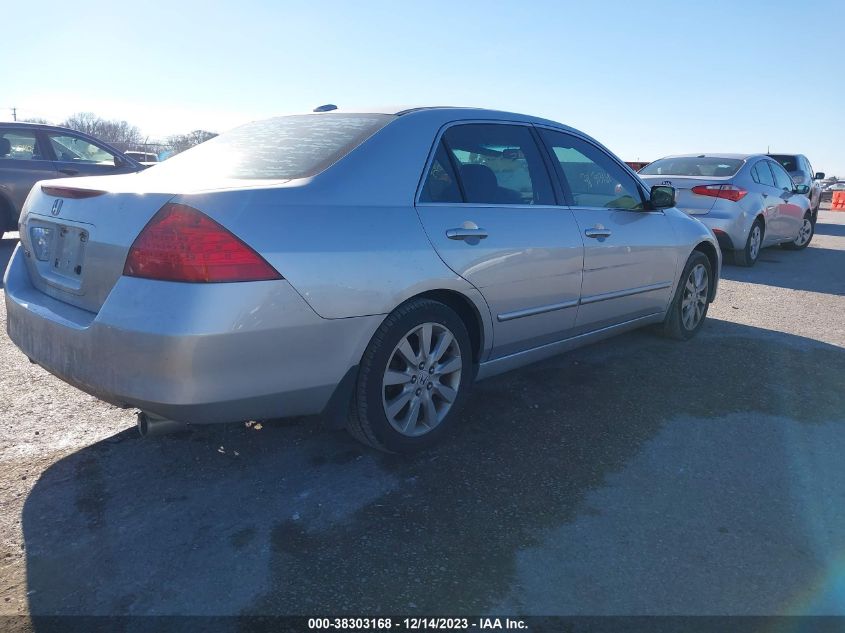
[{"x1": 1, "y1": 210, "x2": 844, "y2": 619}]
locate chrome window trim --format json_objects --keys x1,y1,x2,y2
[{"x1": 417, "y1": 202, "x2": 565, "y2": 210}]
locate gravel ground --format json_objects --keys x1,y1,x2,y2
[{"x1": 0, "y1": 210, "x2": 843, "y2": 621}]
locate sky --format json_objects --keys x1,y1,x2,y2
[{"x1": 3, "y1": 0, "x2": 844, "y2": 175}]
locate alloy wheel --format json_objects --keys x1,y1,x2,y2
[
  {"x1": 795, "y1": 217, "x2": 813, "y2": 247},
  {"x1": 681, "y1": 263, "x2": 709, "y2": 331},
  {"x1": 749, "y1": 225, "x2": 762, "y2": 261},
  {"x1": 381, "y1": 322, "x2": 462, "y2": 437}
]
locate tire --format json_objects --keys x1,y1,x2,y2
[
  {"x1": 661, "y1": 251, "x2": 712, "y2": 341},
  {"x1": 782, "y1": 212, "x2": 814, "y2": 250},
  {"x1": 733, "y1": 218, "x2": 764, "y2": 267},
  {"x1": 346, "y1": 298, "x2": 473, "y2": 453}
]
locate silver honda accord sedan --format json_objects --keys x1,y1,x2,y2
[
  {"x1": 4, "y1": 107, "x2": 720, "y2": 452},
  {"x1": 640, "y1": 154, "x2": 813, "y2": 266}
]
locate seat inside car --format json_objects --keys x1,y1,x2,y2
[
  {"x1": 0, "y1": 138, "x2": 10, "y2": 157},
  {"x1": 460, "y1": 163, "x2": 522, "y2": 204}
]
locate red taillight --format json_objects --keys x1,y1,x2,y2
[
  {"x1": 41, "y1": 185, "x2": 106, "y2": 199},
  {"x1": 123, "y1": 203, "x2": 282, "y2": 283},
  {"x1": 691, "y1": 184, "x2": 748, "y2": 202}
]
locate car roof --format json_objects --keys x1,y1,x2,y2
[
  {"x1": 0, "y1": 120, "x2": 99, "y2": 135},
  {"x1": 305, "y1": 105, "x2": 574, "y2": 129},
  {"x1": 655, "y1": 153, "x2": 764, "y2": 161}
]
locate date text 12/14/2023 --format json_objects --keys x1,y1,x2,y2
[{"x1": 307, "y1": 618, "x2": 528, "y2": 630}]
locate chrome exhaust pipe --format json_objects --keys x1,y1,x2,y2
[{"x1": 137, "y1": 411, "x2": 188, "y2": 437}]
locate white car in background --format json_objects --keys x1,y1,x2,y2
[{"x1": 124, "y1": 151, "x2": 159, "y2": 167}]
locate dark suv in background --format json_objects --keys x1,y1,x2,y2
[
  {"x1": 767, "y1": 153, "x2": 825, "y2": 216},
  {"x1": 0, "y1": 122, "x2": 144, "y2": 235}
]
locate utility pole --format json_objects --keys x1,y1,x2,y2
[{"x1": 11, "y1": 107, "x2": 16, "y2": 121}]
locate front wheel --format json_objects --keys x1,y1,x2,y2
[
  {"x1": 346, "y1": 298, "x2": 473, "y2": 452},
  {"x1": 782, "y1": 212, "x2": 814, "y2": 250},
  {"x1": 661, "y1": 251, "x2": 712, "y2": 340}
]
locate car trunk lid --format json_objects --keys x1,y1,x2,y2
[
  {"x1": 19, "y1": 177, "x2": 177, "y2": 314},
  {"x1": 18, "y1": 171, "x2": 293, "y2": 314},
  {"x1": 640, "y1": 175, "x2": 729, "y2": 215}
]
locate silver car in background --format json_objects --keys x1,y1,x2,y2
[
  {"x1": 5, "y1": 107, "x2": 720, "y2": 452},
  {"x1": 767, "y1": 153, "x2": 824, "y2": 214},
  {"x1": 640, "y1": 154, "x2": 813, "y2": 266}
]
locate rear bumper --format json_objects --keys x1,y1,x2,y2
[
  {"x1": 4, "y1": 244, "x2": 381, "y2": 423},
  {"x1": 693, "y1": 210, "x2": 750, "y2": 253}
]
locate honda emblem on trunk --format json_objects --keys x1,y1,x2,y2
[{"x1": 51, "y1": 199, "x2": 63, "y2": 216}]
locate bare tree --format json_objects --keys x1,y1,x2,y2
[
  {"x1": 61, "y1": 112, "x2": 142, "y2": 147},
  {"x1": 166, "y1": 130, "x2": 218, "y2": 155}
]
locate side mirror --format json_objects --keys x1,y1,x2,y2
[
  {"x1": 795, "y1": 184, "x2": 810, "y2": 195},
  {"x1": 649, "y1": 185, "x2": 675, "y2": 209},
  {"x1": 113, "y1": 156, "x2": 125, "y2": 168},
  {"x1": 815, "y1": 172, "x2": 825, "y2": 180}
]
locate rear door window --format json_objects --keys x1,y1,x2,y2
[
  {"x1": 539, "y1": 129, "x2": 644, "y2": 210},
  {"x1": 0, "y1": 128, "x2": 46, "y2": 160},
  {"x1": 437, "y1": 124, "x2": 554, "y2": 205},
  {"x1": 753, "y1": 161, "x2": 776, "y2": 187},
  {"x1": 420, "y1": 141, "x2": 462, "y2": 203}
]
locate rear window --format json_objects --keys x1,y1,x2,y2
[
  {"x1": 150, "y1": 114, "x2": 394, "y2": 180},
  {"x1": 769, "y1": 155, "x2": 799, "y2": 173},
  {"x1": 640, "y1": 157, "x2": 743, "y2": 177}
]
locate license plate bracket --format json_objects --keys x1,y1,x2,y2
[{"x1": 51, "y1": 225, "x2": 88, "y2": 281}]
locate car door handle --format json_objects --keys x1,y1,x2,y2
[
  {"x1": 585, "y1": 227, "x2": 612, "y2": 239},
  {"x1": 446, "y1": 228, "x2": 489, "y2": 241},
  {"x1": 59, "y1": 168, "x2": 79, "y2": 175}
]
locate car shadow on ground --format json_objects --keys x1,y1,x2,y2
[
  {"x1": 814, "y1": 222, "x2": 845, "y2": 238},
  {"x1": 721, "y1": 243, "x2": 845, "y2": 296},
  {"x1": 20, "y1": 319, "x2": 845, "y2": 620}
]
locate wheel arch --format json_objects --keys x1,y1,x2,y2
[
  {"x1": 754, "y1": 212, "x2": 766, "y2": 232},
  {"x1": 412, "y1": 289, "x2": 486, "y2": 367},
  {"x1": 692, "y1": 241, "x2": 719, "y2": 302}
]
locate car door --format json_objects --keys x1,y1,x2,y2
[
  {"x1": 749, "y1": 160, "x2": 783, "y2": 242},
  {"x1": 537, "y1": 128, "x2": 677, "y2": 332},
  {"x1": 769, "y1": 160, "x2": 804, "y2": 241},
  {"x1": 415, "y1": 122, "x2": 584, "y2": 359},
  {"x1": 0, "y1": 127, "x2": 59, "y2": 221},
  {"x1": 43, "y1": 130, "x2": 130, "y2": 178}
]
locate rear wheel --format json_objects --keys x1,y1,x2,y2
[
  {"x1": 782, "y1": 212, "x2": 814, "y2": 250},
  {"x1": 347, "y1": 298, "x2": 473, "y2": 453},
  {"x1": 662, "y1": 251, "x2": 711, "y2": 340},
  {"x1": 733, "y1": 219, "x2": 763, "y2": 267}
]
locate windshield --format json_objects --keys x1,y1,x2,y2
[
  {"x1": 769, "y1": 154, "x2": 799, "y2": 173},
  {"x1": 640, "y1": 157, "x2": 744, "y2": 177},
  {"x1": 147, "y1": 114, "x2": 394, "y2": 180}
]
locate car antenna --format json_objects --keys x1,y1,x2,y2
[{"x1": 313, "y1": 104, "x2": 338, "y2": 112}]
